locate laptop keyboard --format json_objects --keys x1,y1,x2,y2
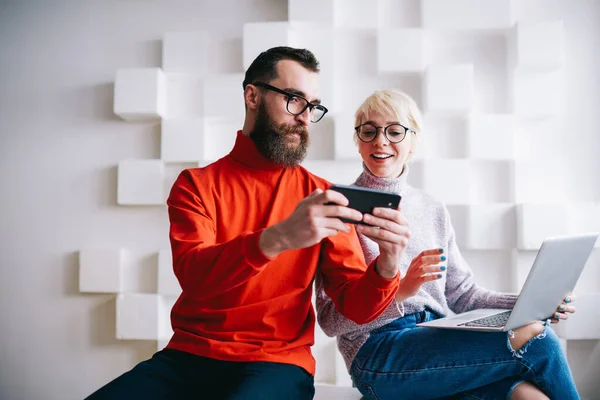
[{"x1": 458, "y1": 310, "x2": 512, "y2": 328}]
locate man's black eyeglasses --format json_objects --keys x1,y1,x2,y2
[{"x1": 253, "y1": 82, "x2": 328, "y2": 123}]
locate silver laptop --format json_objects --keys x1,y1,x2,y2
[{"x1": 417, "y1": 232, "x2": 599, "y2": 332}]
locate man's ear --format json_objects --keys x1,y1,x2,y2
[{"x1": 244, "y1": 84, "x2": 260, "y2": 111}]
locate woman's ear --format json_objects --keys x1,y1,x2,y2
[{"x1": 244, "y1": 84, "x2": 260, "y2": 110}]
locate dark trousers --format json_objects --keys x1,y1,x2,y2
[{"x1": 85, "y1": 348, "x2": 315, "y2": 400}]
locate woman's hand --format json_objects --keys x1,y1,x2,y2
[
  {"x1": 357, "y1": 206, "x2": 411, "y2": 279},
  {"x1": 395, "y1": 249, "x2": 446, "y2": 301},
  {"x1": 551, "y1": 294, "x2": 576, "y2": 324}
]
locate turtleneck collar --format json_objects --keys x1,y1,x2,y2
[
  {"x1": 354, "y1": 162, "x2": 410, "y2": 195},
  {"x1": 229, "y1": 131, "x2": 285, "y2": 171}
]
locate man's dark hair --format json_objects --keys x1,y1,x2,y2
[{"x1": 242, "y1": 46, "x2": 320, "y2": 89}]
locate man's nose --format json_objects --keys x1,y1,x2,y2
[{"x1": 295, "y1": 107, "x2": 311, "y2": 126}]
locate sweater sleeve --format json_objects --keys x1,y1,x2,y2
[
  {"x1": 443, "y1": 207, "x2": 518, "y2": 312},
  {"x1": 317, "y1": 226, "x2": 400, "y2": 325},
  {"x1": 166, "y1": 169, "x2": 272, "y2": 299},
  {"x1": 316, "y1": 269, "x2": 404, "y2": 337}
]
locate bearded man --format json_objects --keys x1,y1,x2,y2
[{"x1": 86, "y1": 47, "x2": 410, "y2": 400}]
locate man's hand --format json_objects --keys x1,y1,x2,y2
[
  {"x1": 396, "y1": 249, "x2": 446, "y2": 301},
  {"x1": 356, "y1": 205, "x2": 411, "y2": 279},
  {"x1": 259, "y1": 189, "x2": 363, "y2": 259}
]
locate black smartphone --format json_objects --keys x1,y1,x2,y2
[{"x1": 328, "y1": 184, "x2": 402, "y2": 225}]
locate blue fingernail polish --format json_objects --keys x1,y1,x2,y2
[
  {"x1": 566, "y1": 298, "x2": 571, "y2": 303},
  {"x1": 440, "y1": 266, "x2": 446, "y2": 271},
  {"x1": 437, "y1": 274, "x2": 443, "y2": 278},
  {"x1": 560, "y1": 305, "x2": 565, "y2": 311},
  {"x1": 440, "y1": 255, "x2": 446, "y2": 261},
  {"x1": 555, "y1": 313, "x2": 560, "y2": 319},
  {"x1": 438, "y1": 248, "x2": 444, "y2": 253}
]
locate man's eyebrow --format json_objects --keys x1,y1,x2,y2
[{"x1": 283, "y1": 87, "x2": 321, "y2": 105}]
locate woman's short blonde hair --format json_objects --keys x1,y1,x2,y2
[{"x1": 354, "y1": 89, "x2": 423, "y2": 137}]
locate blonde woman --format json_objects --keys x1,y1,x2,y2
[{"x1": 315, "y1": 89, "x2": 578, "y2": 399}]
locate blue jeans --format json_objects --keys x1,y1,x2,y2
[
  {"x1": 85, "y1": 349, "x2": 315, "y2": 399},
  {"x1": 350, "y1": 309, "x2": 579, "y2": 400}
]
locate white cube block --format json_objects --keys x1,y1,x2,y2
[
  {"x1": 335, "y1": 350, "x2": 352, "y2": 387},
  {"x1": 157, "y1": 338, "x2": 170, "y2": 352},
  {"x1": 157, "y1": 249, "x2": 181, "y2": 296},
  {"x1": 334, "y1": 112, "x2": 360, "y2": 160},
  {"x1": 159, "y1": 295, "x2": 176, "y2": 340},
  {"x1": 511, "y1": 71, "x2": 563, "y2": 117},
  {"x1": 79, "y1": 249, "x2": 127, "y2": 293},
  {"x1": 424, "y1": 65, "x2": 474, "y2": 115},
  {"x1": 462, "y1": 250, "x2": 514, "y2": 292},
  {"x1": 165, "y1": 73, "x2": 204, "y2": 119},
  {"x1": 162, "y1": 32, "x2": 209, "y2": 74},
  {"x1": 161, "y1": 119, "x2": 204, "y2": 163},
  {"x1": 467, "y1": 204, "x2": 516, "y2": 249},
  {"x1": 333, "y1": 0, "x2": 379, "y2": 29},
  {"x1": 421, "y1": 160, "x2": 471, "y2": 205},
  {"x1": 468, "y1": 114, "x2": 515, "y2": 159},
  {"x1": 116, "y1": 294, "x2": 160, "y2": 340},
  {"x1": 289, "y1": 0, "x2": 334, "y2": 24},
  {"x1": 203, "y1": 74, "x2": 245, "y2": 118},
  {"x1": 243, "y1": 22, "x2": 291, "y2": 70},
  {"x1": 315, "y1": 384, "x2": 362, "y2": 400},
  {"x1": 512, "y1": 21, "x2": 564, "y2": 72},
  {"x1": 306, "y1": 117, "x2": 335, "y2": 160},
  {"x1": 567, "y1": 203, "x2": 600, "y2": 239},
  {"x1": 469, "y1": 160, "x2": 513, "y2": 204},
  {"x1": 117, "y1": 159, "x2": 165, "y2": 206},
  {"x1": 114, "y1": 68, "x2": 166, "y2": 121},
  {"x1": 552, "y1": 294, "x2": 600, "y2": 340},
  {"x1": 517, "y1": 204, "x2": 568, "y2": 250},
  {"x1": 377, "y1": 29, "x2": 426, "y2": 73},
  {"x1": 301, "y1": 161, "x2": 363, "y2": 185},
  {"x1": 421, "y1": 0, "x2": 514, "y2": 30},
  {"x1": 513, "y1": 160, "x2": 567, "y2": 204},
  {"x1": 203, "y1": 117, "x2": 242, "y2": 162}
]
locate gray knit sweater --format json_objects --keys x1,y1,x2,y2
[{"x1": 315, "y1": 164, "x2": 518, "y2": 371}]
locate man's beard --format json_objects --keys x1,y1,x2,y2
[{"x1": 249, "y1": 102, "x2": 309, "y2": 168}]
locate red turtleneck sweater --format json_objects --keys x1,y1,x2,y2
[{"x1": 165, "y1": 131, "x2": 399, "y2": 375}]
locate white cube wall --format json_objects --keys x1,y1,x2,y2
[
  {"x1": 377, "y1": 29, "x2": 426, "y2": 74},
  {"x1": 333, "y1": 0, "x2": 379, "y2": 29},
  {"x1": 117, "y1": 160, "x2": 165, "y2": 206},
  {"x1": 162, "y1": 32, "x2": 209, "y2": 74},
  {"x1": 116, "y1": 294, "x2": 160, "y2": 340},
  {"x1": 421, "y1": 160, "x2": 471, "y2": 205},
  {"x1": 114, "y1": 68, "x2": 166, "y2": 121},
  {"x1": 424, "y1": 65, "x2": 474, "y2": 115},
  {"x1": 203, "y1": 74, "x2": 245, "y2": 119},
  {"x1": 421, "y1": 0, "x2": 514, "y2": 30},
  {"x1": 288, "y1": 0, "x2": 334, "y2": 24},
  {"x1": 161, "y1": 119, "x2": 204, "y2": 163},
  {"x1": 517, "y1": 204, "x2": 568, "y2": 250},
  {"x1": 333, "y1": 112, "x2": 360, "y2": 160},
  {"x1": 513, "y1": 21, "x2": 564, "y2": 72},
  {"x1": 467, "y1": 205, "x2": 516, "y2": 250},
  {"x1": 468, "y1": 115, "x2": 515, "y2": 159},
  {"x1": 165, "y1": 74, "x2": 204, "y2": 119},
  {"x1": 158, "y1": 249, "x2": 181, "y2": 296},
  {"x1": 79, "y1": 249, "x2": 127, "y2": 293},
  {"x1": 511, "y1": 71, "x2": 563, "y2": 117},
  {"x1": 243, "y1": 23, "x2": 291, "y2": 69}
]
